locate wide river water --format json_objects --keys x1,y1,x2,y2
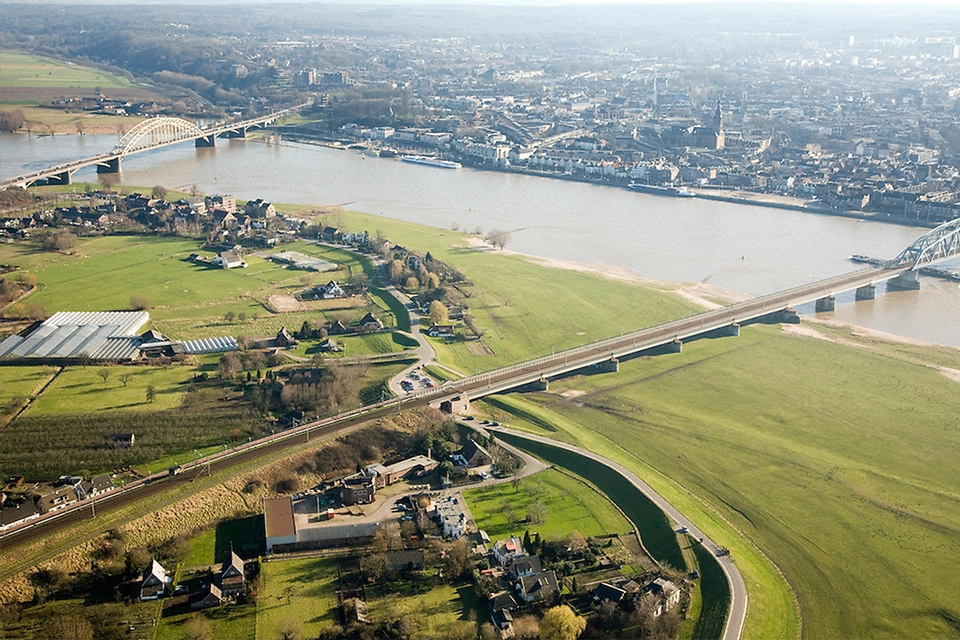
[{"x1": 2, "y1": 133, "x2": 958, "y2": 347}]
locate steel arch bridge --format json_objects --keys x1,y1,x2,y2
[
  {"x1": 111, "y1": 117, "x2": 205, "y2": 155},
  {"x1": 887, "y1": 217, "x2": 960, "y2": 269}
]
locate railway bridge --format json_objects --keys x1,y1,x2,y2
[{"x1": 0, "y1": 103, "x2": 308, "y2": 189}]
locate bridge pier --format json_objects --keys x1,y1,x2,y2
[
  {"x1": 698, "y1": 323, "x2": 741, "y2": 339},
  {"x1": 749, "y1": 308, "x2": 801, "y2": 325},
  {"x1": 196, "y1": 135, "x2": 217, "y2": 148},
  {"x1": 855, "y1": 284, "x2": 876, "y2": 300},
  {"x1": 96, "y1": 157, "x2": 120, "y2": 174},
  {"x1": 815, "y1": 296, "x2": 836, "y2": 312},
  {"x1": 596, "y1": 357, "x2": 620, "y2": 373},
  {"x1": 530, "y1": 377, "x2": 550, "y2": 391},
  {"x1": 221, "y1": 128, "x2": 247, "y2": 139},
  {"x1": 437, "y1": 395, "x2": 470, "y2": 414},
  {"x1": 46, "y1": 171, "x2": 72, "y2": 186},
  {"x1": 887, "y1": 270, "x2": 920, "y2": 291}
]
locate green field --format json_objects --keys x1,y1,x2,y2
[
  {"x1": 257, "y1": 557, "x2": 340, "y2": 639},
  {"x1": 155, "y1": 600, "x2": 257, "y2": 640},
  {"x1": 481, "y1": 325, "x2": 960, "y2": 639},
  {"x1": 0, "y1": 364, "x2": 57, "y2": 407},
  {"x1": 0, "y1": 51, "x2": 132, "y2": 89},
  {"x1": 366, "y1": 580, "x2": 485, "y2": 639},
  {"x1": 464, "y1": 468, "x2": 635, "y2": 541},
  {"x1": 26, "y1": 364, "x2": 194, "y2": 414}
]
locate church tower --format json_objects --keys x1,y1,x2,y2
[{"x1": 713, "y1": 101, "x2": 725, "y2": 150}]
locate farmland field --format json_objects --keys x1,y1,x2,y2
[{"x1": 480, "y1": 324, "x2": 960, "y2": 639}]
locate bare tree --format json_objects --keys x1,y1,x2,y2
[
  {"x1": 118, "y1": 373, "x2": 133, "y2": 387},
  {"x1": 97, "y1": 368, "x2": 111, "y2": 385},
  {"x1": 485, "y1": 229, "x2": 512, "y2": 250}
]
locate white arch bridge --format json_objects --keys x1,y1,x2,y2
[{"x1": 0, "y1": 103, "x2": 308, "y2": 189}]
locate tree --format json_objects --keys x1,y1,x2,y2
[
  {"x1": 219, "y1": 353, "x2": 242, "y2": 378},
  {"x1": 130, "y1": 294, "x2": 151, "y2": 310},
  {"x1": 151, "y1": 185, "x2": 167, "y2": 200},
  {"x1": 539, "y1": 605, "x2": 587, "y2": 640},
  {"x1": 527, "y1": 501, "x2": 548, "y2": 524},
  {"x1": 44, "y1": 614, "x2": 94, "y2": 640},
  {"x1": 428, "y1": 300, "x2": 449, "y2": 326},
  {"x1": 42, "y1": 229, "x2": 76, "y2": 253},
  {"x1": 0, "y1": 108, "x2": 25, "y2": 132},
  {"x1": 404, "y1": 275, "x2": 420, "y2": 291},
  {"x1": 118, "y1": 373, "x2": 133, "y2": 387},
  {"x1": 485, "y1": 229, "x2": 512, "y2": 250},
  {"x1": 97, "y1": 368, "x2": 111, "y2": 385},
  {"x1": 184, "y1": 613, "x2": 213, "y2": 640},
  {"x1": 145, "y1": 386, "x2": 156, "y2": 403},
  {"x1": 276, "y1": 615, "x2": 302, "y2": 640}
]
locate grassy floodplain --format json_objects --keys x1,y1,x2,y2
[
  {"x1": 279, "y1": 206, "x2": 702, "y2": 373},
  {"x1": 479, "y1": 324, "x2": 960, "y2": 639},
  {"x1": 0, "y1": 52, "x2": 132, "y2": 90}
]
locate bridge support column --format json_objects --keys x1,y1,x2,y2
[
  {"x1": 700, "y1": 324, "x2": 741, "y2": 339},
  {"x1": 855, "y1": 284, "x2": 876, "y2": 300},
  {"x1": 888, "y1": 270, "x2": 920, "y2": 291},
  {"x1": 815, "y1": 296, "x2": 836, "y2": 312},
  {"x1": 530, "y1": 377, "x2": 549, "y2": 391},
  {"x1": 596, "y1": 358, "x2": 620, "y2": 373},
  {"x1": 96, "y1": 158, "x2": 120, "y2": 174},
  {"x1": 47, "y1": 171, "x2": 71, "y2": 186},
  {"x1": 751, "y1": 308, "x2": 801, "y2": 325},
  {"x1": 195, "y1": 135, "x2": 217, "y2": 148}
]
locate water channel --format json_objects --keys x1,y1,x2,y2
[{"x1": 2, "y1": 133, "x2": 958, "y2": 347}]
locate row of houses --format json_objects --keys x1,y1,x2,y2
[{"x1": 0, "y1": 474, "x2": 115, "y2": 530}]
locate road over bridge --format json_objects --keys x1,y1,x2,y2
[{"x1": 0, "y1": 103, "x2": 309, "y2": 190}]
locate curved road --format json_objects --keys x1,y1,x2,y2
[{"x1": 486, "y1": 426, "x2": 747, "y2": 640}]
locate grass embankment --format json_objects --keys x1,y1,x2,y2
[
  {"x1": 690, "y1": 539, "x2": 731, "y2": 640},
  {"x1": 463, "y1": 468, "x2": 634, "y2": 541},
  {"x1": 480, "y1": 324, "x2": 960, "y2": 639}
]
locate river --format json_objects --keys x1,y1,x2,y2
[{"x1": 2, "y1": 133, "x2": 958, "y2": 347}]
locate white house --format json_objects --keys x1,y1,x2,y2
[{"x1": 214, "y1": 250, "x2": 247, "y2": 269}]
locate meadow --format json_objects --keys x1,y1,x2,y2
[
  {"x1": 366, "y1": 580, "x2": 485, "y2": 639},
  {"x1": 479, "y1": 324, "x2": 960, "y2": 639},
  {"x1": 256, "y1": 557, "x2": 341, "y2": 639},
  {"x1": 463, "y1": 467, "x2": 635, "y2": 542},
  {"x1": 0, "y1": 52, "x2": 133, "y2": 90}
]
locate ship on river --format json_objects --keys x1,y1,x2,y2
[
  {"x1": 628, "y1": 182, "x2": 696, "y2": 198},
  {"x1": 400, "y1": 155, "x2": 462, "y2": 169}
]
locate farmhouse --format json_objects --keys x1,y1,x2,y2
[
  {"x1": 214, "y1": 249, "x2": 247, "y2": 269},
  {"x1": 219, "y1": 551, "x2": 246, "y2": 597},
  {"x1": 358, "y1": 313, "x2": 383, "y2": 332},
  {"x1": 191, "y1": 584, "x2": 222, "y2": 610},
  {"x1": 427, "y1": 324, "x2": 456, "y2": 338},
  {"x1": 517, "y1": 571, "x2": 560, "y2": 603},
  {"x1": 317, "y1": 280, "x2": 347, "y2": 299},
  {"x1": 140, "y1": 559, "x2": 169, "y2": 600},
  {"x1": 454, "y1": 440, "x2": 493, "y2": 468},
  {"x1": 386, "y1": 549, "x2": 425, "y2": 572}
]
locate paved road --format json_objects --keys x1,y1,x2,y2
[{"x1": 487, "y1": 426, "x2": 747, "y2": 640}]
